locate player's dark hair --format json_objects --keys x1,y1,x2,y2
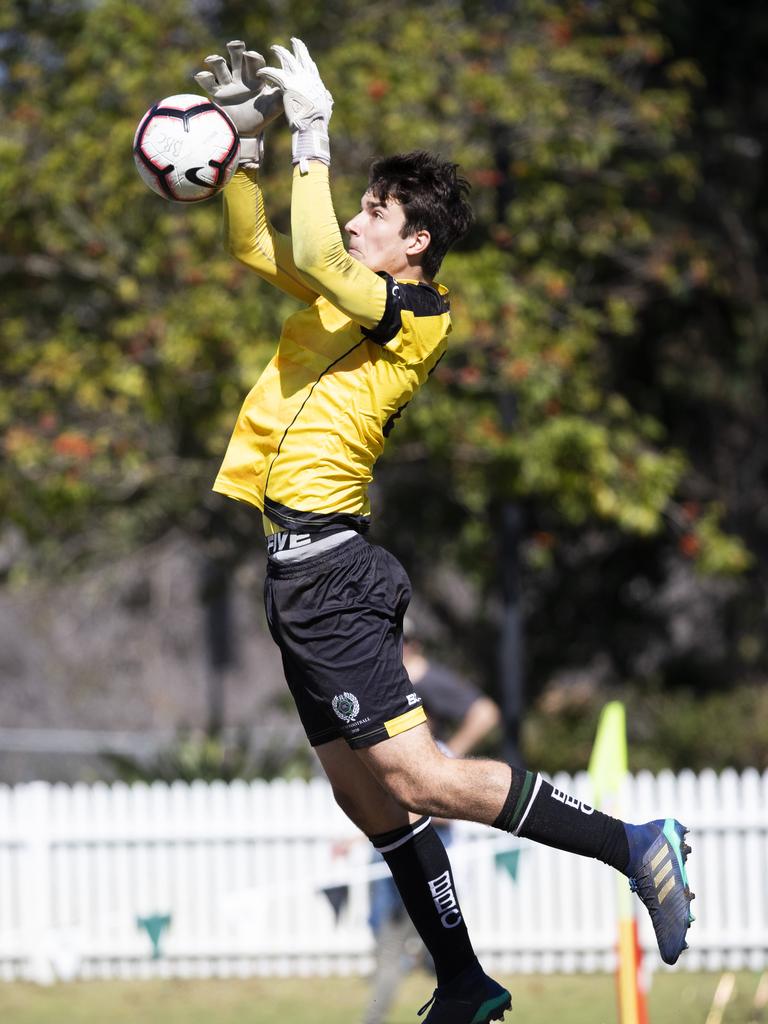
[{"x1": 367, "y1": 151, "x2": 473, "y2": 279}]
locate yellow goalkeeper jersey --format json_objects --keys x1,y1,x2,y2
[{"x1": 213, "y1": 165, "x2": 451, "y2": 533}]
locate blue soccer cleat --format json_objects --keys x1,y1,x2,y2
[
  {"x1": 417, "y1": 963, "x2": 512, "y2": 1024},
  {"x1": 625, "y1": 818, "x2": 695, "y2": 965}
]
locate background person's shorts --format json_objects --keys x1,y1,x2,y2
[{"x1": 264, "y1": 535, "x2": 426, "y2": 748}]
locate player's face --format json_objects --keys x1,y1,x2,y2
[{"x1": 345, "y1": 192, "x2": 426, "y2": 276}]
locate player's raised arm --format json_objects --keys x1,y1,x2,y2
[
  {"x1": 195, "y1": 40, "x2": 319, "y2": 304},
  {"x1": 259, "y1": 39, "x2": 388, "y2": 329},
  {"x1": 221, "y1": 166, "x2": 319, "y2": 304}
]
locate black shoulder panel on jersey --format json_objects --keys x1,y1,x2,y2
[
  {"x1": 263, "y1": 496, "x2": 371, "y2": 535},
  {"x1": 362, "y1": 273, "x2": 449, "y2": 346}
]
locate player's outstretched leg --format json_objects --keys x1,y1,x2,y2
[
  {"x1": 491, "y1": 767, "x2": 695, "y2": 966},
  {"x1": 417, "y1": 962, "x2": 512, "y2": 1024},
  {"x1": 357, "y1": 731, "x2": 696, "y2": 969},
  {"x1": 624, "y1": 818, "x2": 695, "y2": 965}
]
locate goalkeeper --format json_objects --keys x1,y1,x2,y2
[{"x1": 195, "y1": 38, "x2": 694, "y2": 1024}]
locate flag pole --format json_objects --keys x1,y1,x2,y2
[{"x1": 588, "y1": 701, "x2": 649, "y2": 1024}]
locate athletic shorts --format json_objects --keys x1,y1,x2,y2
[{"x1": 263, "y1": 535, "x2": 426, "y2": 749}]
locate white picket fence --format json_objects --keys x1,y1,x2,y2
[{"x1": 0, "y1": 768, "x2": 766, "y2": 983}]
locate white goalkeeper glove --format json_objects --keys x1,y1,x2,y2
[
  {"x1": 193, "y1": 39, "x2": 283, "y2": 168},
  {"x1": 257, "y1": 38, "x2": 333, "y2": 171}
]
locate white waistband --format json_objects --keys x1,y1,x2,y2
[{"x1": 267, "y1": 529, "x2": 358, "y2": 562}]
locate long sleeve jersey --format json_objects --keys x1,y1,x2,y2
[{"x1": 213, "y1": 163, "x2": 451, "y2": 534}]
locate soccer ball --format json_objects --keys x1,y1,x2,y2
[{"x1": 133, "y1": 94, "x2": 241, "y2": 203}]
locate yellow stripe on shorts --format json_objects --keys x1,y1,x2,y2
[{"x1": 384, "y1": 705, "x2": 427, "y2": 738}]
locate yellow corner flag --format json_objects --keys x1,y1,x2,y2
[
  {"x1": 588, "y1": 701, "x2": 628, "y2": 806},
  {"x1": 589, "y1": 701, "x2": 649, "y2": 1024}
]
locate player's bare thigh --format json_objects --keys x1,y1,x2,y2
[
  {"x1": 356, "y1": 722, "x2": 511, "y2": 826},
  {"x1": 354, "y1": 722, "x2": 447, "y2": 809}
]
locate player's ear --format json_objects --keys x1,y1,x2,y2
[{"x1": 405, "y1": 229, "x2": 431, "y2": 257}]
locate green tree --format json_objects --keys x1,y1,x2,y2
[{"x1": 0, "y1": 0, "x2": 759, "y2": 720}]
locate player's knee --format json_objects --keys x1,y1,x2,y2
[
  {"x1": 376, "y1": 764, "x2": 435, "y2": 815},
  {"x1": 328, "y1": 783, "x2": 365, "y2": 825}
]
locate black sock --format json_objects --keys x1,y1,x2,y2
[
  {"x1": 493, "y1": 768, "x2": 630, "y2": 871},
  {"x1": 370, "y1": 817, "x2": 478, "y2": 987}
]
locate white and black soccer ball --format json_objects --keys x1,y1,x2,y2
[{"x1": 133, "y1": 94, "x2": 241, "y2": 203}]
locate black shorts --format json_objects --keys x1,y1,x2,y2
[{"x1": 263, "y1": 535, "x2": 426, "y2": 749}]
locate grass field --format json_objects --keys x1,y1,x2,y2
[{"x1": 0, "y1": 971, "x2": 761, "y2": 1024}]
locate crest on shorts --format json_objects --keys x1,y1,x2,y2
[{"x1": 332, "y1": 692, "x2": 360, "y2": 723}]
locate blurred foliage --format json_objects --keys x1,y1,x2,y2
[
  {"x1": 1, "y1": 0, "x2": 767, "y2": 757},
  {"x1": 0, "y1": 0, "x2": 750, "y2": 568},
  {"x1": 524, "y1": 684, "x2": 768, "y2": 774},
  {"x1": 103, "y1": 729, "x2": 257, "y2": 783},
  {"x1": 102, "y1": 728, "x2": 314, "y2": 782},
  {"x1": 101, "y1": 682, "x2": 768, "y2": 780}
]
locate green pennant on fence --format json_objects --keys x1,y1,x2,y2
[
  {"x1": 494, "y1": 849, "x2": 521, "y2": 882},
  {"x1": 137, "y1": 913, "x2": 172, "y2": 959}
]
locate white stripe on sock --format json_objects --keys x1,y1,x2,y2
[
  {"x1": 375, "y1": 816, "x2": 433, "y2": 854},
  {"x1": 513, "y1": 773, "x2": 543, "y2": 836}
]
